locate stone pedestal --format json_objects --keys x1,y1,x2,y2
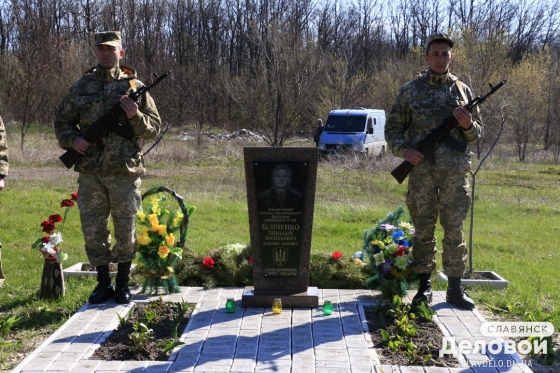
[
  {"x1": 242, "y1": 286, "x2": 319, "y2": 308},
  {"x1": 242, "y1": 147, "x2": 319, "y2": 308}
]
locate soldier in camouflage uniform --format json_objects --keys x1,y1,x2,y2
[
  {"x1": 0, "y1": 115, "x2": 8, "y2": 286},
  {"x1": 54, "y1": 31, "x2": 161, "y2": 304},
  {"x1": 385, "y1": 33, "x2": 482, "y2": 310}
]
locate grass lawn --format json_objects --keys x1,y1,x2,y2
[{"x1": 0, "y1": 130, "x2": 559, "y2": 369}]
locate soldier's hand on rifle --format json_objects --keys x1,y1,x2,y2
[
  {"x1": 454, "y1": 106, "x2": 473, "y2": 129},
  {"x1": 405, "y1": 148, "x2": 425, "y2": 165},
  {"x1": 72, "y1": 136, "x2": 91, "y2": 155},
  {"x1": 120, "y1": 96, "x2": 138, "y2": 119}
]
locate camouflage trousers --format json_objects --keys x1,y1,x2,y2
[
  {"x1": 77, "y1": 173, "x2": 142, "y2": 268},
  {"x1": 406, "y1": 162, "x2": 471, "y2": 277}
]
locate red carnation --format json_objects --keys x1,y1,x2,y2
[
  {"x1": 332, "y1": 251, "x2": 343, "y2": 260},
  {"x1": 202, "y1": 257, "x2": 215, "y2": 268},
  {"x1": 41, "y1": 220, "x2": 56, "y2": 233},
  {"x1": 41, "y1": 236, "x2": 50, "y2": 243},
  {"x1": 49, "y1": 214, "x2": 63, "y2": 223},
  {"x1": 392, "y1": 245, "x2": 406, "y2": 257},
  {"x1": 61, "y1": 199, "x2": 74, "y2": 208},
  {"x1": 70, "y1": 192, "x2": 78, "y2": 201}
]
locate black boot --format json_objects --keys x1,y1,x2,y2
[
  {"x1": 412, "y1": 272, "x2": 433, "y2": 305},
  {"x1": 88, "y1": 266, "x2": 115, "y2": 304},
  {"x1": 115, "y1": 261, "x2": 132, "y2": 304},
  {"x1": 446, "y1": 277, "x2": 475, "y2": 310}
]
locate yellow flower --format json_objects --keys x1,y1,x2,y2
[
  {"x1": 149, "y1": 195, "x2": 160, "y2": 208},
  {"x1": 151, "y1": 224, "x2": 160, "y2": 232},
  {"x1": 166, "y1": 233, "x2": 175, "y2": 246},
  {"x1": 141, "y1": 227, "x2": 150, "y2": 235},
  {"x1": 149, "y1": 214, "x2": 159, "y2": 226},
  {"x1": 172, "y1": 212, "x2": 184, "y2": 227},
  {"x1": 158, "y1": 224, "x2": 168, "y2": 236},
  {"x1": 137, "y1": 211, "x2": 146, "y2": 221},
  {"x1": 158, "y1": 246, "x2": 170, "y2": 259},
  {"x1": 354, "y1": 257, "x2": 367, "y2": 267},
  {"x1": 137, "y1": 234, "x2": 151, "y2": 246}
]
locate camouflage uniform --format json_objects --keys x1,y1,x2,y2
[
  {"x1": 54, "y1": 65, "x2": 161, "y2": 267},
  {"x1": 385, "y1": 69, "x2": 482, "y2": 277},
  {"x1": 0, "y1": 115, "x2": 7, "y2": 284}
]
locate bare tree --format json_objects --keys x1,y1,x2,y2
[
  {"x1": 224, "y1": 18, "x2": 323, "y2": 146},
  {"x1": 504, "y1": 53, "x2": 547, "y2": 161}
]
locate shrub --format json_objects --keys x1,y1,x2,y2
[{"x1": 172, "y1": 244, "x2": 372, "y2": 290}]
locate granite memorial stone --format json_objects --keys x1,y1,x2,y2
[{"x1": 242, "y1": 147, "x2": 319, "y2": 308}]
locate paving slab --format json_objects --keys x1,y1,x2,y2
[{"x1": 10, "y1": 289, "x2": 533, "y2": 373}]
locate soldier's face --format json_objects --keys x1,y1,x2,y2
[
  {"x1": 95, "y1": 45, "x2": 125, "y2": 69},
  {"x1": 273, "y1": 169, "x2": 290, "y2": 189},
  {"x1": 424, "y1": 42, "x2": 453, "y2": 74}
]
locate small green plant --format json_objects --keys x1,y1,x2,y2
[
  {"x1": 160, "y1": 339, "x2": 185, "y2": 354},
  {"x1": 378, "y1": 295, "x2": 438, "y2": 364},
  {"x1": 0, "y1": 314, "x2": 23, "y2": 337},
  {"x1": 145, "y1": 309, "x2": 157, "y2": 324},
  {"x1": 526, "y1": 336, "x2": 559, "y2": 365},
  {"x1": 147, "y1": 296, "x2": 166, "y2": 312},
  {"x1": 171, "y1": 298, "x2": 190, "y2": 339},
  {"x1": 128, "y1": 321, "x2": 154, "y2": 353},
  {"x1": 154, "y1": 298, "x2": 190, "y2": 354},
  {"x1": 117, "y1": 305, "x2": 135, "y2": 329},
  {"x1": 414, "y1": 302, "x2": 436, "y2": 321}
]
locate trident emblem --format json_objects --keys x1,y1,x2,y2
[{"x1": 273, "y1": 247, "x2": 288, "y2": 266}]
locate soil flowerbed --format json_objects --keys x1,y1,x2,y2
[
  {"x1": 365, "y1": 306, "x2": 460, "y2": 367},
  {"x1": 89, "y1": 298, "x2": 194, "y2": 361}
]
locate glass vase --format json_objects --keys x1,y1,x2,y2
[
  {"x1": 323, "y1": 300, "x2": 333, "y2": 316},
  {"x1": 226, "y1": 298, "x2": 236, "y2": 313},
  {"x1": 272, "y1": 298, "x2": 282, "y2": 314}
]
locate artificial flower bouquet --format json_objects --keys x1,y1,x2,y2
[
  {"x1": 363, "y1": 206, "x2": 418, "y2": 299},
  {"x1": 31, "y1": 192, "x2": 77, "y2": 263},
  {"x1": 136, "y1": 186, "x2": 194, "y2": 294},
  {"x1": 31, "y1": 191, "x2": 77, "y2": 299}
]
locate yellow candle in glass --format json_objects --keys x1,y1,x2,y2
[{"x1": 272, "y1": 298, "x2": 282, "y2": 314}]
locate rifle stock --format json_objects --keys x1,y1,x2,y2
[
  {"x1": 59, "y1": 148, "x2": 81, "y2": 169},
  {"x1": 59, "y1": 70, "x2": 171, "y2": 169},
  {"x1": 390, "y1": 79, "x2": 506, "y2": 184},
  {"x1": 390, "y1": 160, "x2": 415, "y2": 184}
]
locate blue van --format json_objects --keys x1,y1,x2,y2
[{"x1": 318, "y1": 108, "x2": 387, "y2": 157}]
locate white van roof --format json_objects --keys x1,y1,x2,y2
[{"x1": 328, "y1": 108, "x2": 385, "y2": 116}]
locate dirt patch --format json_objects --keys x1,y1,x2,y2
[
  {"x1": 1, "y1": 328, "x2": 57, "y2": 371},
  {"x1": 365, "y1": 306, "x2": 460, "y2": 367},
  {"x1": 8, "y1": 167, "x2": 73, "y2": 180},
  {"x1": 89, "y1": 299, "x2": 194, "y2": 361}
]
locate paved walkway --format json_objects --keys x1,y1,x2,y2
[{"x1": 12, "y1": 288, "x2": 533, "y2": 373}]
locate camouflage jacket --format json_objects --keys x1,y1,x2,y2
[
  {"x1": 54, "y1": 65, "x2": 161, "y2": 176},
  {"x1": 0, "y1": 116, "x2": 8, "y2": 178},
  {"x1": 385, "y1": 70, "x2": 482, "y2": 164}
]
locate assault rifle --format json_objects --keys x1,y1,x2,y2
[
  {"x1": 390, "y1": 79, "x2": 506, "y2": 184},
  {"x1": 59, "y1": 70, "x2": 171, "y2": 169}
]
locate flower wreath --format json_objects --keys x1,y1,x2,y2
[{"x1": 363, "y1": 206, "x2": 418, "y2": 299}]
